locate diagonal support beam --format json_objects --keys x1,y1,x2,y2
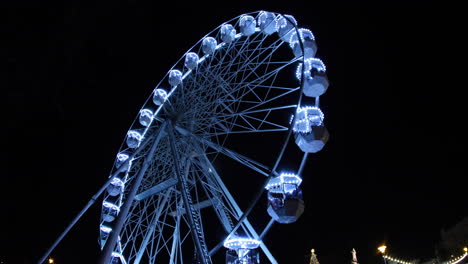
[
  {"x1": 190, "y1": 158, "x2": 236, "y2": 234},
  {"x1": 167, "y1": 121, "x2": 212, "y2": 264},
  {"x1": 135, "y1": 178, "x2": 178, "y2": 201},
  {"x1": 100, "y1": 122, "x2": 167, "y2": 264},
  {"x1": 169, "y1": 199, "x2": 214, "y2": 217},
  {"x1": 199, "y1": 154, "x2": 278, "y2": 264},
  {"x1": 36, "y1": 132, "x2": 156, "y2": 264}
]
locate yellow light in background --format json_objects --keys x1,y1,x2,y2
[
  {"x1": 48, "y1": 258, "x2": 54, "y2": 264},
  {"x1": 378, "y1": 245, "x2": 387, "y2": 254},
  {"x1": 464, "y1": 246, "x2": 467, "y2": 252}
]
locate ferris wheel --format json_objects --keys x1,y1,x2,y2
[{"x1": 96, "y1": 10, "x2": 330, "y2": 264}]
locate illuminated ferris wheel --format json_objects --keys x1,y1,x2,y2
[{"x1": 96, "y1": 11, "x2": 330, "y2": 264}]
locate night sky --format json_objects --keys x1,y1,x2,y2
[{"x1": 5, "y1": 2, "x2": 466, "y2": 264}]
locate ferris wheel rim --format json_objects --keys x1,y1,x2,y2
[
  {"x1": 111, "y1": 10, "x2": 308, "y2": 174},
  {"x1": 106, "y1": 10, "x2": 306, "y2": 158},
  {"x1": 99, "y1": 10, "x2": 326, "y2": 264}
]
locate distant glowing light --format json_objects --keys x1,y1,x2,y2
[
  {"x1": 378, "y1": 245, "x2": 387, "y2": 254},
  {"x1": 442, "y1": 251, "x2": 468, "y2": 264},
  {"x1": 383, "y1": 254, "x2": 415, "y2": 264},
  {"x1": 224, "y1": 237, "x2": 261, "y2": 250},
  {"x1": 48, "y1": 258, "x2": 54, "y2": 264}
]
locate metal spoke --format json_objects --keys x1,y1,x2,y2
[{"x1": 199, "y1": 154, "x2": 278, "y2": 264}]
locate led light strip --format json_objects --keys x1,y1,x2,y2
[
  {"x1": 383, "y1": 254, "x2": 415, "y2": 264},
  {"x1": 442, "y1": 252, "x2": 468, "y2": 264}
]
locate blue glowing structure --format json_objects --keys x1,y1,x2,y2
[
  {"x1": 168, "y1": 69, "x2": 183, "y2": 86},
  {"x1": 294, "y1": 106, "x2": 329, "y2": 153},
  {"x1": 110, "y1": 252, "x2": 127, "y2": 264},
  {"x1": 258, "y1": 11, "x2": 277, "y2": 35},
  {"x1": 239, "y1": 15, "x2": 256, "y2": 36},
  {"x1": 102, "y1": 202, "x2": 121, "y2": 222},
  {"x1": 152, "y1": 88, "x2": 167, "y2": 105},
  {"x1": 115, "y1": 153, "x2": 130, "y2": 170},
  {"x1": 296, "y1": 58, "x2": 329, "y2": 97},
  {"x1": 293, "y1": 106, "x2": 324, "y2": 133},
  {"x1": 106, "y1": 177, "x2": 125, "y2": 196},
  {"x1": 99, "y1": 225, "x2": 112, "y2": 248},
  {"x1": 126, "y1": 130, "x2": 142, "y2": 149},
  {"x1": 277, "y1": 15, "x2": 297, "y2": 42},
  {"x1": 185, "y1": 52, "x2": 199, "y2": 70},
  {"x1": 139, "y1": 109, "x2": 153, "y2": 127},
  {"x1": 100, "y1": 225, "x2": 112, "y2": 233},
  {"x1": 34, "y1": 10, "x2": 333, "y2": 264},
  {"x1": 92, "y1": 11, "x2": 331, "y2": 264},
  {"x1": 265, "y1": 172, "x2": 304, "y2": 224},
  {"x1": 202, "y1": 37, "x2": 218, "y2": 55},
  {"x1": 224, "y1": 237, "x2": 261, "y2": 264},
  {"x1": 221, "y1": 24, "x2": 236, "y2": 43},
  {"x1": 290, "y1": 28, "x2": 317, "y2": 58}
]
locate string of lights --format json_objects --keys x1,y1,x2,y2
[
  {"x1": 441, "y1": 248, "x2": 468, "y2": 264},
  {"x1": 382, "y1": 254, "x2": 415, "y2": 264},
  {"x1": 378, "y1": 245, "x2": 468, "y2": 264}
]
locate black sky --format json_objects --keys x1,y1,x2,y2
[{"x1": 5, "y1": 2, "x2": 466, "y2": 264}]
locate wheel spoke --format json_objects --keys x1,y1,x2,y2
[{"x1": 198, "y1": 153, "x2": 278, "y2": 264}]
